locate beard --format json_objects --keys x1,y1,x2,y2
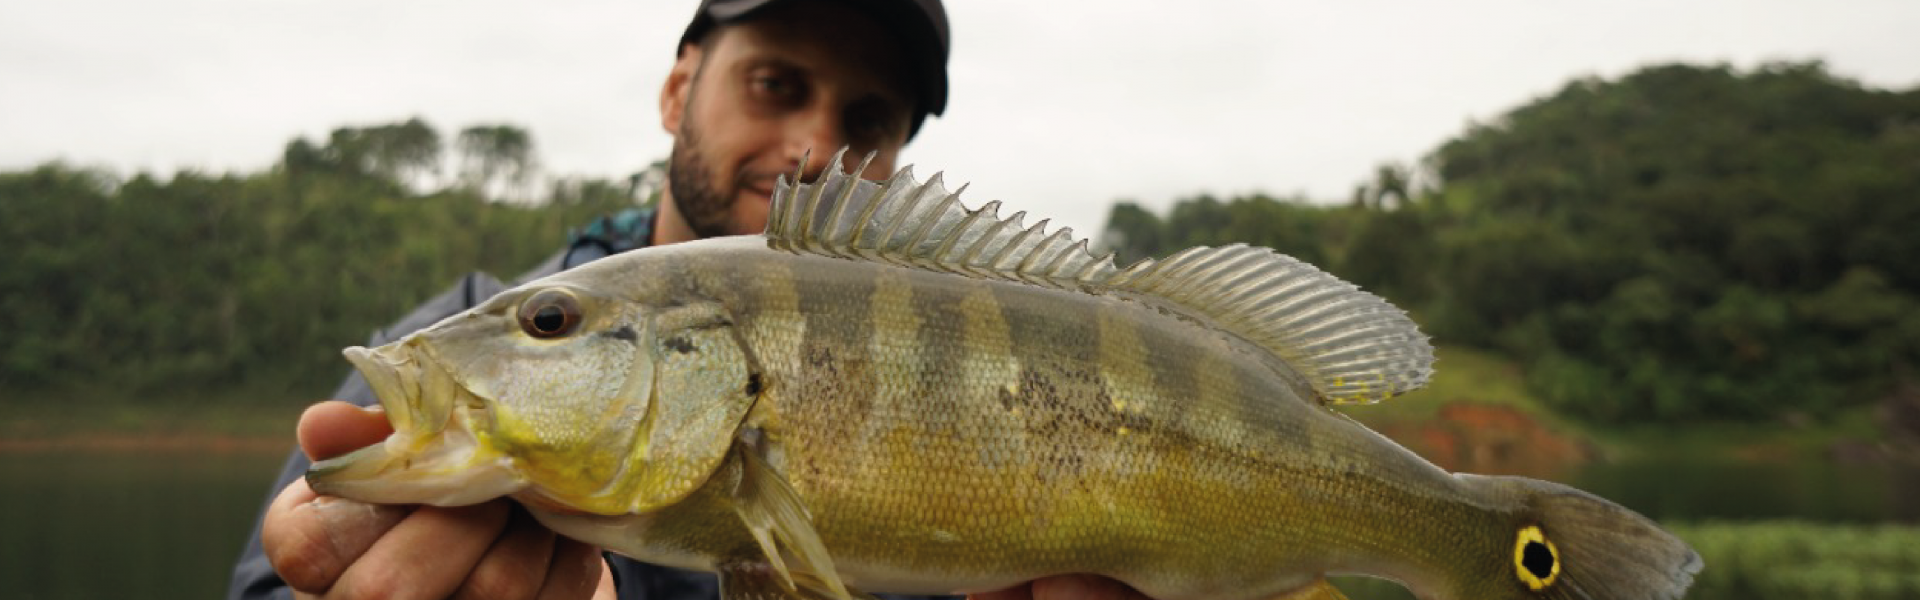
[{"x1": 666, "y1": 119, "x2": 740, "y2": 239}]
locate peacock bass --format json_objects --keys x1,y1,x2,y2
[{"x1": 308, "y1": 150, "x2": 1701, "y2": 600}]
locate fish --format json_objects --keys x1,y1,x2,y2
[{"x1": 308, "y1": 149, "x2": 1701, "y2": 600}]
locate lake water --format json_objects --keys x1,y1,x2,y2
[
  {"x1": 0, "y1": 447, "x2": 290, "y2": 600},
  {"x1": 0, "y1": 447, "x2": 1913, "y2": 599}
]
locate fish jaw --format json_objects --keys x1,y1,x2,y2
[
  {"x1": 307, "y1": 435, "x2": 526, "y2": 506},
  {"x1": 305, "y1": 343, "x2": 530, "y2": 506},
  {"x1": 339, "y1": 343, "x2": 451, "y2": 438}
]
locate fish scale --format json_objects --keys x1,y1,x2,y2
[
  {"x1": 681, "y1": 246, "x2": 1477, "y2": 596},
  {"x1": 308, "y1": 150, "x2": 1701, "y2": 600}
]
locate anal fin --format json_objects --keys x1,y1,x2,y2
[{"x1": 1270, "y1": 579, "x2": 1352, "y2": 600}]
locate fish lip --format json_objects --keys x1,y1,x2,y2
[
  {"x1": 305, "y1": 443, "x2": 391, "y2": 493},
  {"x1": 342, "y1": 344, "x2": 423, "y2": 432},
  {"x1": 343, "y1": 341, "x2": 484, "y2": 437},
  {"x1": 311, "y1": 343, "x2": 525, "y2": 505},
  {"x1": 304, "y1": 419, "x2": 528, "y2": 506}
]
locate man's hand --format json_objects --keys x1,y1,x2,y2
[
  {"x1": 260, "y1": 401, "x2": 617, "y2": 600},
  {"x1": 970, "y1": 575, "x2": 1155, "y2": 600}
]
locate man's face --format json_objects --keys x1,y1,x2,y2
[{"x1": 660, "y1": 1, "x2": 916, "y2": 238}]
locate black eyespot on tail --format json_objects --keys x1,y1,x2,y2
[
  {"x1": 1513, "y1": 525, "x2": 1561, "y2": 591},
  {"x1": 1523, "y1": 540, "x2": 1555, "y2": 580}
]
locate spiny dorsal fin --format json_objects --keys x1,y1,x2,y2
[
  {"x1": 765, "y1": 149, "x2": 1433, "y2": 405},
  {"x1": 1108, "y1": 244, "x2": 1434, "y2": 404},
  {"x1": 765, "y1": 149, "x2": 1120, "y2": 289}
]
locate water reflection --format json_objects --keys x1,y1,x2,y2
[
  {"x1": 1577, "y1": 458, "x2": 1920, "y2": 524},
  {"x1": 0, "y1": 448, "x2": 288, "y2": 600}
]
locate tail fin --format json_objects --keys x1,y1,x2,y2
[{"x1": 1461, "y1": 475, "x2": 1702, "y2": 600}]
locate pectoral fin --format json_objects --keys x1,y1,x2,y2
[
  {"x1": 729, "y1": 441, "x2": 853, "y2": 600},
  {"x1": 1271, "y1": 579, "x2": 1351, "y2": 600}
]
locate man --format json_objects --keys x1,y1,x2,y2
[{"x1": 229, "y1": 1, "x2": 1147, "y2": 599}]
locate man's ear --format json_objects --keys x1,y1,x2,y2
[{"x1": 659, "y1": 43, "x2": 704, "y2": 136}]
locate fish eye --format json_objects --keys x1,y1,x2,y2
[
  {"x1": 1513, "y1": 525, "x2": 1561, "y2": 591},
  {"x1": 517, "y1": 289, "x2": 582, "y2": 339}
]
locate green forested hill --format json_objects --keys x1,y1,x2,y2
[
  {"x1": 6, "y1": 62, "x2": 1916, "y2": 428},
  {"x1": 0, "y1": 120, "x2": 639, "y2": 401},
  {"x1": 1104, "y1": 62, "x2": 1920, "y2": 424}
]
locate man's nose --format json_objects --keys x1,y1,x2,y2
[{"x1": 784, "y1": 110, "x2": 847, "y2": 183}]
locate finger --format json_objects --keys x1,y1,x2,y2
[
  {"x1": 968, "y1": 582, "x2": 1035, "y2": 600},
  {"x1": 262, "y1": 479, "x2": 411, "y2": 594},
  {"x1": 329, "y1": 501, "x2": 513, "y2": 600},
  {"x1": 538, "y1": 537, "x2": 609, "y2": 600},
  {"x1": 297, "y1": 400, "x2": 394, "y2": 461},
  {"x1": 592, "y1": 554, "x2": 618, "y2": 600},
  {"x1": 1031, "y1": 575, "x2": 1149, "y2": 600},
  {"x1": 452, "y1": 507, "x2": 558, "y2": 600}
]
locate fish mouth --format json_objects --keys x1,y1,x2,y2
[{"x1": 305, "y1": 342, "x2": 528, "y2": 506}]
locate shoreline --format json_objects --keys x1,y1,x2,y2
[{"x1": 0, "y1": 431, "x2": 293, "y2": 454}]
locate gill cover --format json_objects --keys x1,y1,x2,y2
[
  {"x1": 507, "y1": 299, "x2": 766, "y2": 515},
  {"x1": 621, "y1": 301, "x2": 765, "y2": 512},
  {"x1": 315, "y1": 278, "x2": 764, "y2": 518}
]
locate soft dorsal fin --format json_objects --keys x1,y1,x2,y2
[
  {"x1": 765, "y1": 149, "x2": 1120, "y2": 289},
  {"x1": 1108, "y1": 245, "x2": 1433, "y2": 404},
  {"x1": 764, "y1": 149, "x2": 1433, "y2": 405}
]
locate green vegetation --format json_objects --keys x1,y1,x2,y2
[
  {"x1": 1673, "y1": 521, "x2": 1920, "y2": 599},
  {"x1": 1347, "y1": 346, "x2": 1550, "y2": 421},
  {"x1": 5, "y1": 386, "x2": 306, "y2": 440},
  {"x1": 1332, "y1": 521, "x2": 1920, "y2": 600},
  {"x1": 0, "y1": 119, "x2": 640, "y2": 410},
  {"x1": 7, "y1": 62, "x2": 1913, "y2": 444},
  {"x1": 1341, "y1": 345, "x2": 1876, "y2": 461},
  {"x1": 1107, "y1": 61, "x2": 1920, "y2": 426}
]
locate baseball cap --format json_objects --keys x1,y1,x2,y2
[{"x1": 677, "y1": 0, "x2": 950, "y2": 138}]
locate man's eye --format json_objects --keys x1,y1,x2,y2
[
  {"x1": 751, "y1": 74, "x2": 802, "y2": 103},
  {"x1": 848, "y1": 117, "x2": 889, "y2": 141},
  {"x1": 845, "y1": 108, "x2": 901, "y2": 142}
]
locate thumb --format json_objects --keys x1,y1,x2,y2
[{"x1": 296, "y1": 400, "x2": 395, "y2": 461}]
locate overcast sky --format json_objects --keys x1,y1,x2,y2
[{"x1": 4, "y1": 0, "x2": 1917, "y2": 235}]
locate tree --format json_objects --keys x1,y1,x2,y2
[
  {"x1": 457, "y1": 124, "x2": 535, "y2": 199},
  {"x1": 1100, "y1": 61, "x2": 1920, "y2": 424},
  {"x1": 1423, "y1": 61, "x2": 1920, "y2": 421},
  {"x1": 1, "y1": 119, "x2": 638, "y2": 401}
]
